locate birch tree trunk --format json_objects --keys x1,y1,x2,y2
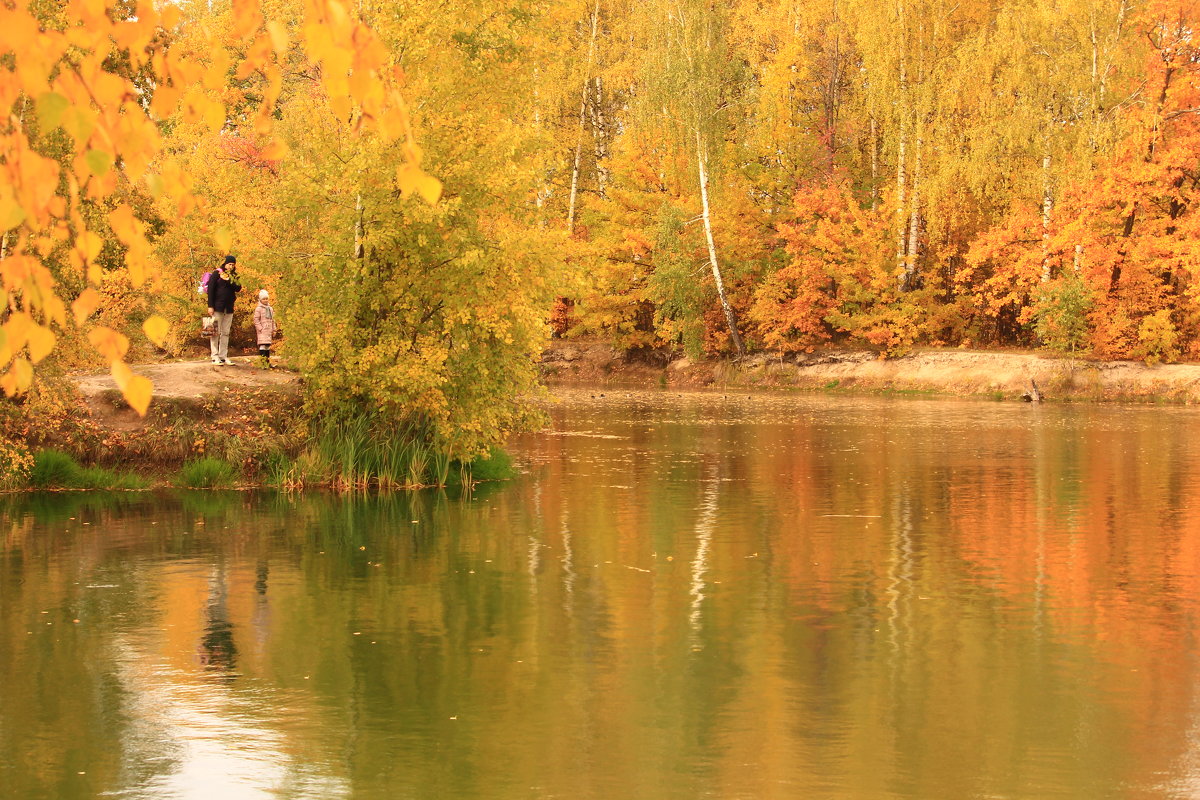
[
  {"x1": 904, "y1": 134, "x2": 922, "y2": 290},
  {"x1": 532, "y1": 67, "x2": 551, "y2": 224},
  {"x1": 894, "y1": 39, "x2": 908, "y2": 280},
  {"x1": 696, "y1": 131, "x2": 745, "y2": 358},
  {"x1": 589, "y1": 76, "x2": 610, "y2": 197},
  {"x1": 1041, "y1": 144, "x2": 1052, "y2": 283},
  {"x1": 354, "y1": 192, "x2": 364, "y2": 261},
  {"x1": 870, "y1": 114, "x2": 879, "y2": 211},
  {"x1": 895, "y1": 124, "x2": 907, "y2": 278},
  {"x1": 567, "y1": 0, "x2": 602, "y2": 235}
]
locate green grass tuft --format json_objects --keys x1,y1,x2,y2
[
  {"x1": 30, "y1": 450, "x2": 150, "y2": 489},
  {"x1": 30, "y1": 450, "x2": 80, "y2": 488},
  {"x1": 467, "y1": 447, "x2": 515, "y2": 483},
  {"x1": 177, "y1": 457, "x2": 238, "y2": 489}
]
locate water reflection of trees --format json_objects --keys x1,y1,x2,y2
[{"x1": 5, "y1": 399, "x2": 1200, "y2": 796}]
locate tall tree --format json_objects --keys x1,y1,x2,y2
[{"x1": 642, "y1": 0, "x2": 747, "y2": 356}]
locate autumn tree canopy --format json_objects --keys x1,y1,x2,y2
[{"x1": 4, "y1": 0, "x2": 1200, "y2": 451}]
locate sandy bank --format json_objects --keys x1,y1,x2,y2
[{"x1": 541, "y1": 340, "x2": 1200, "y2": 403}]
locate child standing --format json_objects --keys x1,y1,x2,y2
[{"x1": 252, "y1": 289, "x2": 277, "y2": 368}]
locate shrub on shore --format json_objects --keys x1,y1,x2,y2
[{"x1": 0, "y1": 439, "x2": 34, "y2": 490}]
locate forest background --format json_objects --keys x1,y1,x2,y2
[{"x1": 2, "y1": 0, "x2": 1199, "y2": 483}]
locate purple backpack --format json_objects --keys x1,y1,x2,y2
[{"x1": 197, "y1": 271, "x2": 212, "y2": 295}]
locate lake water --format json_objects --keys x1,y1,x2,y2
[{"x1": 4, "y1": 388, "x2": 1200, "y2": 799}]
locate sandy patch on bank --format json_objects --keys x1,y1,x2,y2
[
  {"x1": 543, "y1": 340, "x2": 1200, "y2": 402},
  {"x1": 75, "y1": 357, "x2": 300, "y2": 400}
]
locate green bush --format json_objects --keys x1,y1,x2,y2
[
  {"x1": 1034, "y1": 275, "x2": 1095, "y2": 355},
  {"x1": 177, "y1": 458, "x2": 238, "y2": 489}
]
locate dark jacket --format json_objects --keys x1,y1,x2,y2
[{"x1": 207, "y1": 267, "x2": 242, "y2": 313}]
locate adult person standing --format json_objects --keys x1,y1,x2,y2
[{"x1": 207, "y1": 255, "x2": 242, "y2": 365}]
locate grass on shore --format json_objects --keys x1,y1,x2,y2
[
  {"x1": 176, "y1": 457, "x2": 239, "y2": 489},
  {"x1": 267, "y1": 414, "x2": 516, "y2": 491},
  {"x1": 30, "y1": 450, "x2": 149, "y2": 490}
]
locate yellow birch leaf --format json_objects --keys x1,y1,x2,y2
[
  {"x1": 326, "y1": 0, "x2": 351, "y2": 35},
  {"x1": 203, "y1": 49, "x2": 232, "y2": 91},
  {"x1": 27, "y1": 324, "x2": 54, "y2": 363},
  {"x1": 232, "y1": 0, "x2": 264, "y2": 38},
  {"x1": 329, "y1": 92, "x2": 352, "y2": 123},
  {"x1": 414, "y1": 172, "x2": 442, "y2": 205},
  {"x1": 35, "y1": 92, "x2": 69, "y2": 132},
  {"x1": 303, "y1": 23, "x2": 334, "y2": 63},
  {"x1": 0, "y1": 196, "x2": 26, "y2": 230},
  {"x1": 110, "y1": 359, "x2": 131, "y2": 390},
  {"x1": 203, "y1": 98, "x2": 226, "y2": 132},
  {"x1": 107, "y1": 206, "x2": 141, "y2": 245},
  {"x1": 143, "y1": 315, "x2": 169, "y2": 346},
  {"x1": 11, "y1": 357, "x2": 32, "y2": 395},
  {"x1": 85, "y1": 149, "x2": 112, "y2": 177},
  {"x1": 76, "y1": 230, "x2": 103, "y2": 262},
  {"x1": 73, "y1": 288, "x2": 100, "y2": 324},
  {"x1": 88, "y1": 326, "x2": 130, "y2": 361},
  {"x1": 4, "y1": 313, "x2": 32, "y2": 352},
  {"x1": 214, "y1": 227, "x2": 233, "y2": 252},
  {"x1": 112, "y1": 362, "x2": 152, "y2": 416},
  {"x1": 267, "y1": 20, "x2": 289, "y2": 54},
  {"x1": 151, "y1": 82, "x2": 182, "y2": 118},
  {"x1": 260, "y1": 139, "x2": 289, "y2": 160},
  {"x1": 144, "y1": 172, "x2": 164, "y2": 199},
  {"x1": 60, "y1": 106, "x2": 97, "y2": 144},
  {"x1": 126, "y1": 248, "x2": 148, "y2": 287},
  {"x1": 397, "y1": 163, "x2": 440, "y2": 203},
  {"x1": 43, "y1": 294, "x2": 66, "y2": 327}
]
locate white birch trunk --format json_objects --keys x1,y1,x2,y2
[
  {"x1": 590, "y1": 76, "x2": 610, "y2": 197},
  {"x1": 1041, "y1": 145, "x2": 1053, "y2": 283},
  {"x1": 870, "y1": 115, "x2": 879, "y2": 211},
  {"x1": 696, "y1": 133, "x2": 744, "y2": 358},
  {"x1": 895, "y1": 126, "x2": 907, "y2": 278},
  {"x1": 567, "y1": 0, "x2": 602, "y2": 235},
  {"x1": 354, "y1": 192, "x2": 364, "y2": 261},
  {"x1": 904, "y1": 135, "x2": 922, "y2": 289}
]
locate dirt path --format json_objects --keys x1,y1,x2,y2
[
  {"x1": 71, "y1": 343, "x2": 1200, "y2": 408},
  {"x1": 75, "y1": 356, "x2": 300, "y2": 400}
]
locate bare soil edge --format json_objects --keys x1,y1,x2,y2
[
  {"x1": 541, "y1": 339, "x2": 1200, "y2": 403},
  {"x1": 69, "y1": 341, "x2": 1200, "y2": 418}
]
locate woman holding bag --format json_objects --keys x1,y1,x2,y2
[{"x1": 207, "y1": 255, "x2": 242, "y2": 365}]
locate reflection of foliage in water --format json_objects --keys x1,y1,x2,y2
[{"x1": 0, "y1": 490, "x2": 156, "y2": 524}]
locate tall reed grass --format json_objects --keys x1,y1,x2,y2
[{"x1": 271, "y1": 413, "x2": 450, "y2": 491}]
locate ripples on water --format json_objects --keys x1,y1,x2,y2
[{"x1": 4, "y1": 388, "x2": 1200, "y2": 799}]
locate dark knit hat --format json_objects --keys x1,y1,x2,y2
[{"x1": 223, "y1": 255, "x2": 237, "y2": 265}]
